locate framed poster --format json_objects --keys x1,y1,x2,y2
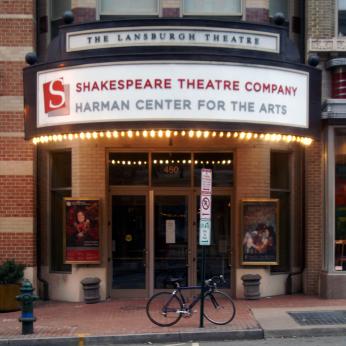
[
  {"x1": 64, "y1": 198, "x2": 101, "y2": 264},
  {"x1": 241, "y1": 199, "x2": 279, "y2": 265}
]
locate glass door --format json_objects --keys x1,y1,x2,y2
[
  {"x1": 154, "y1": 194, "x2": 190, "y2": 288},
  {"x1": 111, "y1": 194, "x2": 148, "y2": 296}
]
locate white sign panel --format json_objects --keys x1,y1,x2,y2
[
  {"x1": 37, "y1": 62, "x2": 309, "y2": 129},
  {"x1": 165, "y1": 219, "x2": 176, "y2": 244},
  {"x1": 66, "y1": 27, "x2": 280, "y2": 53},
  {"x1": 201, "y1": 170, "x2": 212, "y2": 194},
  {"x1": 199, "y1": 168, "x2": 212, "y2": 246}
]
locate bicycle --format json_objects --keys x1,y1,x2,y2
[{"x1": 146, "y1": 275, "x2": 236, "y2": 327}]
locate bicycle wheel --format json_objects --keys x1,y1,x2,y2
[
  {"x1": 146, "y1": 292, "x2": 183, "y2": 327},
  {"x1": 203, "y1": 290, "x2": 236, "y2": 325}
]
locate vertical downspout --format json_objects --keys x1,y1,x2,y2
[{"x1": 34, "y1": 1, "x2": 49, "y2": 298}]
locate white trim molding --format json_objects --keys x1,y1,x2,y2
[{"x1": 308, "y1": 38, "x2": 346, "y2": 52}]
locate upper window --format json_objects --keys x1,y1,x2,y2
[
  {"x1": 335, "y1": 129, "x2": 346, "y2": 271},
  {"x1": 269, "y1": 0, "x2": 288, "y2": 20},
  {"x1": 339, "y1": 0, "x2": 346, "y2": 36},
  {"x1": 183, "y1": 0, "x2": 242, "y2": 16},
  {"x1": 50, "y1": 0, "x2": 71, "y2": 39},
  {"x1": 100, "y1": 0, "x2": 159, "y2": 16}
]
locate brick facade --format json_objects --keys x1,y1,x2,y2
[
  {"x1": 0, "y1": 0, "x2": 35, "y2": 275},
  {"x1": 0, "y1": 0, "x2": 329, "y2": 299},
  {"x1": 306, "y1": 0, "x2": 335, "y2": 39},
  {"x1": 304, "y1": 140, "x2": 323, "y2": 295}
]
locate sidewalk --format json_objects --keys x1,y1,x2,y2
[{"x1": 0, "y1": 295, "x2": 346, "y2": 345}]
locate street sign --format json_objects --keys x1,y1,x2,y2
[
  {"x1": 201, "y1": 169, "x2": 212, "y2": 194},
  {"x1": 199, "y1": 168, "x2": 212, "y2": 246},
  {"x1": 199, "y1": 168, "x2": 212, "y2": 328},
  {"x1": 199, "y1": 219, "x2": 211, "y2": 245}
]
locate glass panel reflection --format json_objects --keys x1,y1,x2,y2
[
  {"x1": 109, "y1": 153, "x2": 148, "y2": 185},
  {"x1": 112, "y1": 196, "x2": 146, "y2": 289},
  {"x1": 197, "y1": 196, "x2": 231, "y2": 285},
  {"x1": 194, "y1": 153, "x2": 233, "y2": 187},
  {"x1": 154, "y1": 196, "x2": 188, "y2": 288},
  {"x1": 152, "y1": 153, "x2": 191, "y2": 187}
]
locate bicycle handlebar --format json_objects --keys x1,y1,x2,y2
[{"x1": 205, "y1": 275, "x2": 225, "y2": 288}]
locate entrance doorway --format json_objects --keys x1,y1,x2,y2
[{"x1": 109, "y1": 152, "x2": 233, "y2": 297}]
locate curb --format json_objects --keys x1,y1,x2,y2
[
  {"x1": 264, "y1": 326, "x2": 346, "y2": 339},
  {"x1": 0, "y1": 329, "x2": 264, "y2": 345}
]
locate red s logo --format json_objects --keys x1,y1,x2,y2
[{"x1": 43, "y1": 78, "x2": 66, "y2": 113}]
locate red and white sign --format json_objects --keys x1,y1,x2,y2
[
  {"x1": 42, "y1": 78, "x2": 70, "y2": 116},
  {"x1": 37, "y1": 62, "x2": 309, "y2": 128},
  {"x1": 200, "y1": 168, "x2": 212, "y2": 246}
]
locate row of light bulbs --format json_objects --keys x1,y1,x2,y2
[
  {"x1": 110, "y1": 159, "x2": 232, "y2": 166},
  {"x1": 32, "y1": 130, "x2": 313, "y2": 146}
]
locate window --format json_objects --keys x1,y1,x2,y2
[
  {"x1": 269, "y1": 0, "x2": 288, "y2": 19},
  {"x1": 152, "y1": 153, "x2": 191, "y2": 187},
  {"x1": 100, "y1": 0, "x2": 159, "y2": 16},
  {"x1": 270, "y1": 151, "x2": 290, "y2": 273},
  {"x1": 194, "y1": 153, "x2": 233, "y2": 187},
  {"x1": 50, "y1": 151, "x2": 71, "y2": 272},
  {"x1": 109, "y1": 153, "x2": 149, "y2": 186},
  {"x1": 339, "y1": 0, "x2": 346, "y2": 36},
  {"x1": 335, "y1": 129, "x2": 346, "y2": 271},
  {"x1": 50, "y1": 0, "x2": 71, "y2": 39},
  {"x1": 183, "y1": 0, "x2": 242, "y2": 16}
]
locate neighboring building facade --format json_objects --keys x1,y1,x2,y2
[
  {"x1": 2, "y1": 0, "x2": 344, "y2": 302},
  {"x1": 308, "y1": 0, "x2": 346, "y2": 298}
]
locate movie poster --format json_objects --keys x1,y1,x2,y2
[
  {"x1": 64, "y1": 198, "x2": 100, "y2": 264},
  {"x1": 241, "y1": 199, "x2": 279, "y2": 265}
]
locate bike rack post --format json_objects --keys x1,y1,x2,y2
[{"x1": 199, "y1": 246, "x2": 206, "y2": 328}]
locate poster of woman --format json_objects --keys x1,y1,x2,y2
[
  {"x1": 241, "y1": 199, "x2": 279, "y2": 265},
  {"x1": 64, "y1": 198, "x2": 101, "y2": 264}
]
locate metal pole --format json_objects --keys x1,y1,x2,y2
[{"x1": 199, "y1": 246, "x2": 206, "y2": 328}]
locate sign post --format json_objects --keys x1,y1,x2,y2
[{"x1": 199, "y1": 168, "x2": 212, "y2": 328}]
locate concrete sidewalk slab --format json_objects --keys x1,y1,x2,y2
[{"x1": 252, "y1": 306, "x2": 346, "y2": 338}]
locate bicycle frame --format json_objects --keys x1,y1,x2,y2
[{"x1": 169, "y1": 284, "x2": 214, "y2": 312}]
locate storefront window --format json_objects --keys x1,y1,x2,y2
[
  {"x1": 335, "y1": 130, "x2": 346, "y2": 271},
  {"x1": 269, "y1": 0, "x2": 288, "y2": 20},
  {"x1": 183, "y1": 0, "x2": 241, "y2": 16},
  {"x1": 270, "y1": 151, "x2": 290, "y2": 273},
  {"x1": 50, "y1": 151, "x2": 71, "y2": 272},
  {"x1": 109, "y1": 153, "x2": 149, "y2": 186},
  {"x1": 100, "y1": 0, "x2": 158, "y2": 16},
  {"x1": 152, "y1": 153, "x2": 191, "y2": 187},
  {"x1": 338, "y1": 0, "x2": 346, "y2": 36},
  {"x1": 194, "y1": 153, "x2": 233, "y2": 187}
]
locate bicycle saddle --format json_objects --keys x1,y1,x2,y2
[{"x1": 167, "y1": 277, "x2": 184, "y2": 285}]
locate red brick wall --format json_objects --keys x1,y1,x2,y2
[
  {"x1": 0, "y1": 62, "x2": 25, "y2": 96},
  {"x1": 0, "y1": 0, "x2": 35, "y2": 268},
  {"x1": 0, "y1": 233, "x2": 35, "y2": 266},
  {"x1": 0, "y1": 138, "x2": 34, "y2": 160},
  {"x1": 72, "y1": 7, "x2": 96, "y2": 24},
  {"x1": 0, "y1": 176, "x2": 34, "y2": 217},
  {"x1": 246, "y1": 8, "x2": 270, "y2": 23},
  {"x1": 0, "y1": 113, "x2": 25, "y2": 132},
  {"x1": 0, "y1": 19, "x2": 34, "y2": 46},
  {"x1": 0, "y1": 0, "x2": 33, "y2": 15}
]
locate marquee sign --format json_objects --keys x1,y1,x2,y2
[
  {"x1": 66, "y1": 27, "x2": 280, "y2": 53},
  {"x1": 37, "y1": 61, "x2": 308, "y2": 129}
]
